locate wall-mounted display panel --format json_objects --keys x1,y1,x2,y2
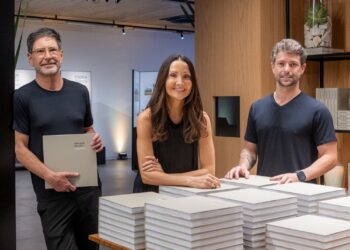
[
  {"x1": 214, "y1": 96, "x2": 240, "y2": 137},
  {"x1": 15, "y1": 69, "x2": 92, "y2": 96},
  {"x1": 132, "y1": 70, "x2": 157, "y2": 170}
]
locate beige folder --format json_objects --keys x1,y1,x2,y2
[{"x1": 43, "y1": 133, "x2": 98, "y2": 189}]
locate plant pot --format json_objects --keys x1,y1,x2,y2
[{"x1": 304, "y1": 0, "x2": 332, "y2": 48}]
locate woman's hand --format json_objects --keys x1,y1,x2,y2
[
  {"x1": 141, "y1": 155, "x2": 164, "y2": 173},
  {"x1": 188, "y1": 173, "x2": 221, "y2": 189}
]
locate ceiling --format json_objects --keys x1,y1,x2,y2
[{"x1": 15, "y1": 0, "x2": 195, "y2": 32}]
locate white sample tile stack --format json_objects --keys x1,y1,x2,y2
[
  {"x1": 264, "y1": 182, "x2": 347, "y2": 215},
  {"x1": 266, "y1": 214, "x2": 350, "y2": 249},
  {"x1": 220, "y1": 175, "x2": 278, "y2": 188},
  {"x1": 144, "y1": 196, "x2": 243, "y2": 250},
  {"x1": 208, "y1": 188, "x2": 297, "y2": 250},
  {"x1": 319, "y1": 196, "x2": 350, "y2": 221},
  {"x1": 159, "y1": 183, "x2": 240, "y2": 197},
  {"x1": 98, "y1": 192, "x2": 169, "y2": 250}
]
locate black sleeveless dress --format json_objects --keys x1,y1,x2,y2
[{"x1": 133, "y1": 118, "x2": 198, "y2": 193}]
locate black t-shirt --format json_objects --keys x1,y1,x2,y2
[
  {"x1": 133, "y1": 118, "x2": 198, "y2": 193},
  {"x1": 245, "y1": 92, "x2": 336, "y2": 179},
  {"x1": 13, "y1": 79, "x2": 94, "y2": 200}
]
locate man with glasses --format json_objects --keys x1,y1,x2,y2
[
  {"x1": 14, "y1": 27, "x2": 103, "y2": 250},
  {"x1": 225, "y1": 38, "x2": 337, "y2": 184}
]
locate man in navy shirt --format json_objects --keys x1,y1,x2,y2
[
  {"x1": 225, "y1": 38, "x2": 337, "y2": 183},
  {"x1": 14, "y1": 27, "x2": 103, "y2": 250}
]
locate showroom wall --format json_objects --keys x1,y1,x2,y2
[{"x1": 16, "y1": 19, "x2": 194, "y2": 160}]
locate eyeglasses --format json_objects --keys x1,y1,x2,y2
[{"x1": 30, "y1": 47, "x2": 61, "y2": 57}]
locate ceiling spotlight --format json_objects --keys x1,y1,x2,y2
[
  {"x1": 122, "y1": 27, "x2": 126, "y2": 35},
  {"x1": 180, "y1": 31, "x2": 184, "y2": 40}
]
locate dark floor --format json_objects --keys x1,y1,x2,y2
[{"x1": 16, "y1": 159, "x2": 136, "y2": 250}]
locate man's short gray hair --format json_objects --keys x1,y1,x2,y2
[{"x1": 271, "y1": 38, "x2": 307, "y2": 65}]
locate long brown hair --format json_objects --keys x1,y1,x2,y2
[{"x1": 147, "y1": 54, "x2": 207, "y2": 143}]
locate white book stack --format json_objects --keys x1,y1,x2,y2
[
  {"x1": 208, "y1": 188, "x2": 297, "y2": 250},
  {"x1": 159, "y1": 183, "x2": 240, "y2": 197},
  {"x1": 220, "y1": 175, "x2": 278, "y2": 189},
  {"x1": 264, "y1": 182, "x2": 347, "y2": 215},
  {"x1": 144, "y1": 196, "x2": 244, "y2": 250},
  {"x1": 98, "y1": 192, "x2": 170, "y2": 250},
  {"x1": 319, "y1": 196, "x2": 350, "y2": 221},
  {"x1": 266, "y1": 215, "x2": 350, "y2": 249}
]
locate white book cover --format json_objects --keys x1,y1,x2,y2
[
  {"x1": 208, "y1": 188, "x2": 297, "y2": 210},
  {"x1": 99, "y1": 224, "x2": 144, "y2": 239},
  {"x1": 145, "y1": 229, "x2": 240, "y2": 249},
  {"x1": 99, "y1": 202, "x2": 144, "y2": 219},
  {"x1": 220, "y1": 175, "x2": 278, "y2": 187},
  {"x1": 145, "y1": 222, "x2": 241, "y2": 242},
  {"x1": 146, "y1": 235, "x2": 243, "y2": 250},
  {"x1": 244, "y1": 209, "x2": 298, "y2": 224},
  {"x1": 319, "y1": 196, "x2": 350, "y2": 212},
  {"x1": 145, "y1": 196, "x2": 242, "y2": 220},
  {"x1": 264, "y1": 182, "x2": 346, "y2": 201},
  {"x1": 266, "y1": 237, "x2": 316, "y2": 250},
  {"x1": 266, "y1": 215, "x2": 350, "y2": 242},
  {"x1": 157, "y1": 190, "x2": 182, "y2": 198},
  {"x1": 145, "y1": 209, "x2": 242, "y2": 228},
  {"x1": 145, "y1": 216, "x2": 242, "y2": 234},
  {"x1": 43, "y1": 133, "x2": 97, "y2": 188},
  {"x1": 159, "y1": 183, "x2": 240, "y2": 197},
  {"x1": 319, "y1": 208, "x2": 350, "y2": 221},
  {"x1": 266, "y1": 229, "x2": 350, "y2": 249},
  {"x1": 99, "y1": 211, "x2": 144, "y2": 226},
  {"x1": 98, "y1": 215, "x2": 144, "y2": 232},
  {"x1": 243, "y1": 214, "x2": 297, "y2": 230},
  {"x1": 243, "y1": 203, "x2": 297, "y2": 217},
  {"x1": 99, "y1": 192, "x2": 169, "y2": 214}
]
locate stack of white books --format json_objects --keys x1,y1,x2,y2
[
  {"x1": 208, "y1": 188, "x2": 297, "y2": 250},
  {"x1": 220, "y1": 175, "x2": 278, "y2": 189},
  {"x1": 144, "y1": 196, "x2": 244, "y2": 250},
  {"x1": 266, "y1": 215, "x2": 350, "y2": 249},
  {"x1": 319, "y1": 196, "x2": 350, "y2": 221},
  {"x1": 264, "y1": 182, "x2": 347, "y2": 215},
  {"x1": 159, "y1": 183, "x2": 240, "y2": 197},
  {"x1": 98, "y1": 192, "x2": 169, "y2": 250}
]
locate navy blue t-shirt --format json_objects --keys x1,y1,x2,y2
[
  {"x1": 13, "y1": 79, "x2": 94, "y2": 200},
  {"x1": 245, "y1": 92, "x2": 336, "y2": 179}
]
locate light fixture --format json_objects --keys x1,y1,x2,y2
[
  {"x1": 122, "y1": 27, "x2": 126, "y2": 35},
  {"x1": 180, "y1": 31, "x2": 184, "y2": 40},
  {"x1": 118, "y1": 152, "x2": 127, "y2": 160}
]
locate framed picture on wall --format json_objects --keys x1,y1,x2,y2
[{"x1": 15, "y1": 69, "x2": 92, "y2": 97}]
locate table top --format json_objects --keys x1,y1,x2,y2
[{"x1": 89, "y1": 234, "x2": 132, "y2": 250}]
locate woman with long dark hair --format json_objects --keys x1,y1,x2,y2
[{"x1": 133, "y1": 54, "x2": 220, "y2": 193}]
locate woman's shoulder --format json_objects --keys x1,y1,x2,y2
[
  {"x1": 202, "y1": 111, "x2": 211, "y2": 122},
  {"x1": 137, "y1": 108, "x2": 152, "y2": 125}
]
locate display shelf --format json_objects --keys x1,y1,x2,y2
[
  {"x1": 307, "y1": 52, "x2": 350, "y2": 61},
  {"x1": 306, "y1": 52, "x2": 350, "y2": 88},
  {"x1": 335, "y1": 130, "x2": 350, "y2": 133}
]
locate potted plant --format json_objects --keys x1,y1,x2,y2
[{"x1": 304, "y1": 0, "x2": 332, "y2": 48}]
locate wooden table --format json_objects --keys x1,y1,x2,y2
[{"x1": 88, "y1": 234, "x2": 130, "y2": 250}]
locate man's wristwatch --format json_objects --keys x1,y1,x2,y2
[{"x1": 296, "y1": 170, "x2": 307, "y2": 182}]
